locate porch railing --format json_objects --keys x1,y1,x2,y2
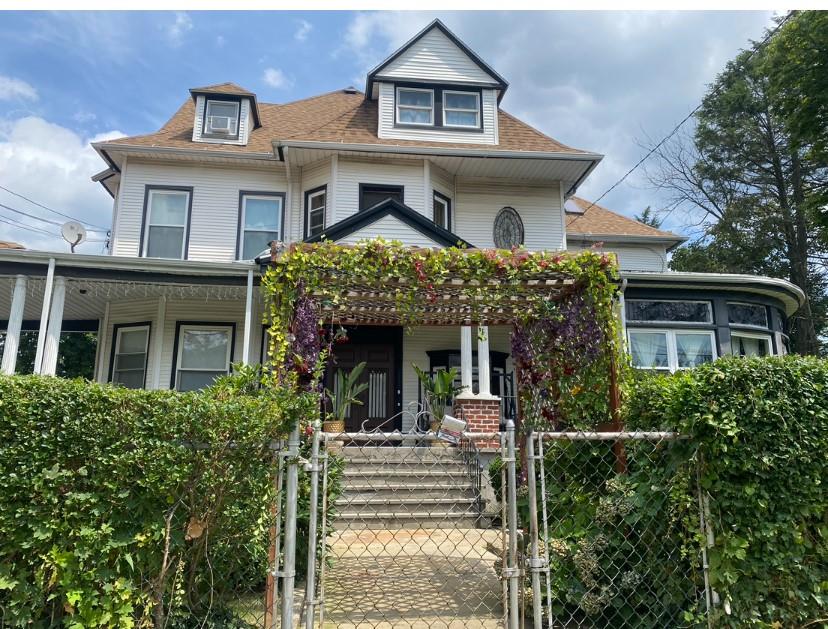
[{"x1": 416, "y1": 368, "x2": 517, "y2": 427}]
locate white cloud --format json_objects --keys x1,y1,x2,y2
[
  {"x1": 165, "y1": 12, "x2": 193, "y2": 47},
  {"x1": 262, "y1": 67, "x2": 293, "y2": 90},
  {"x1": 216, "y1": 34, "x2": 226, "y2": 47},
  {"x1": 0, "y1": 75, "x2": 38, "y2": 102},
  {"x1": 0, "y1": 116, "x2": 124, "y2": 253},
  {"x1": 294, "y1": 19, "x2": 312, "y2": 42}
]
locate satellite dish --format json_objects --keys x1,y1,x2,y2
[{"x1": 61, "y1": 221, "x2": 87, "y2": 252}]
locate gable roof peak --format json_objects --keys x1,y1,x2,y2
[{"x1": 365, "y1": 19, "x2": 509, "y2": 101}]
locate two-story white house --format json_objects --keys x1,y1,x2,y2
[{"x1": 0, "y1": 19, "x2": 804, "y2": 432}]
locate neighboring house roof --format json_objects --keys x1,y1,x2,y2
[
  {"x1": 305, "y1": 197, "x2": 473, "y2": 249},
  {"x1": 189, "y1": 82, "x2": 261, "y2": 127},
  {"x1": 565, "y1": 196, "x2": 686, "y2": 244},
  {"x1": 365, "y1": 19, "x2": 509, "y2": 101},
  {"x1": 98, "y1": 88, "x2": 593, "y2": 159},
  {"x1": 0, "y1": 241, "x2": 24, "y2": 250}
]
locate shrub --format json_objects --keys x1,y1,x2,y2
[
  {"x1": 0, "y1": 371, "x2": 313, "y2": 627},
  {"x1": 627, "y1": 356, "x2": 828, "y2": 627}
]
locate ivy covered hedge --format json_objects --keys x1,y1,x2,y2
[
  {"x1": 0, "y1": 371, "x2": 315, "y2": 627},
  {"x1": 627, "y1": 356, "x2": 828, "y2": 628}
]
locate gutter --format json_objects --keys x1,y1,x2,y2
[
  {"x1": 93, "y1": 142, "x2": 278, "y2": 163},
  {"x1": 278, "y1": 140, "x2": 603, "y2": 162},
  {"x1": 567, "y1": 233, "x2": 687, "y2": 247},
  {"x1": 0, "y1": 248, "x2": 257, "y2": 277}
]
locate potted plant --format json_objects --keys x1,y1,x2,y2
[
  {"x1": 323, "y1": 361, "x2": 369, "y2": 433},
  {"x1": 413, "y1": 365, "x2": 465, "y2": 433}
]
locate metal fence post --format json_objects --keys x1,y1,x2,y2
[
  {"x1": 505, "y1": 420, "x2": 520, "y2": 629},
  {"x1": 304, "y1": 421, "x2": 322, "y2": 629},
  {"x1": 280, "y1": 423, "x2": 301, "y2": 628},
  {"x1": 525, "y1": 430, "x2": 544, "y2": 628}
]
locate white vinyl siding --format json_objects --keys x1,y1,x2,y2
[
  {"x1": 334, "y1": 158, "x2": 425, "y2": 223},
  {"x1": 402, "y1": 326, "x2": 512, "y2": 432},
  {"x1": 98, "y1": 299, "x2": 159, "y2": 387},
  {"x1": 335, "y1": 214, "x2": 443, "y2": 248},
  {"x1": 113, "y1": 160, "x2": 286, "y2": 261},
  {"x1": 192, "y1": 95, "x2": 252, "y2": 146},
  {"x1": 430, "y1": 162, "x2": 455, "y2": 202},
  {"x1": 378, "y1": 82, "x2": 498, "y2": 145},
  {"x1": 454, "y1": 179, "x2": 565, "y2": 251},
  {"x1": 378, "y1": 27, "x2": 498, "y2": 85},
  {"x1": 567, "y1": 241, "x2": 669, "y2": 272}
]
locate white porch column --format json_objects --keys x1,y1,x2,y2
[
  {"x1": 477, "y1": 325, "x2": 492, "y2": 398},
  {"x1": 40, "y1": 276, "x2": 66, "y2": 376},
  {"x1": 33, "y1": 258, "x2": 56, "y2": 372},
  {"x1": 1, "y1": 275, "x2": 27, "y2": 375},
  {"x1": 458, "y1": 325, "x2": 475, "y2": 398},
  {"x1": 242, "y1": 269, "x2": 254, "y2": 365}
]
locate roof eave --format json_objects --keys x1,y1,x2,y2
[{"x1": 93, "y1": 142, "x2": 279, "y2": 163}]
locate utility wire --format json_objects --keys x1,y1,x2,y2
[
  {"x1": 0, "y1": 201, "x2": 65, "y2": 226},
  {"x1": 0, "y1": 215, "x2": 61, "y2": 238},
  {"x1": 0, "y1": 182, "x2": 109, "y2": 231},
  {"x1": 568, "y1": 11, "x2": 793, "y2": 229}
]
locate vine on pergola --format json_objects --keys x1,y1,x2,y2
[{"x1": 261, "y1": 238, "x2": 622, "y2": 426}]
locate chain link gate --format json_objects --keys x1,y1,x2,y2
[{"x1": 308, "y1": 426, "x2": 521, "y2": 629}]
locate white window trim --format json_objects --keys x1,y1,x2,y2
[
  {"x1": 396, "y1": 87, "x2": 434, "y2": 126},
  {"x1": 112, "y1": 324, "x2": 150, "y2": 388},
  {"x1": 730, "y1": 330, "x2": 773, "y2": 356},
  {"x1": 175, "y1": 324, "x2": 234, "y2": 391},
  {"x1": 433, "y1": 191, "x2": 451, "y2": 231},
  {"x1": 628, "y1": 328, "x2": 717, "y2": 372},
  {"x1": 727, "y1": 301, "x2": 769, "y2": 329},
  {"x1": 626, "y1": 299, "x2": 713, "y2": 324},
  {"x1": 205, "y1": 99, "x2": 240, "y2": 136},
  {"x1": 306, "y1": 188, "x2": 326, "y2": 238},
  {"x1": 238, "y1": 194, "x2": 283, "y2": 261},
  {"x1": 142, "y1": 189, "x2": 190, "y2": 260},
  {"x1": 442, "y1": 90, "x2": 481, "y2": 128}
]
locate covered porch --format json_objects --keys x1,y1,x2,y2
[{"x1": 0, "y1": 250, "x2": 264, "y2": 388}]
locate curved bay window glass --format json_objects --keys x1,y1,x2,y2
[
  {"x1": 626, "y1": 300, "x2": 712, "y2": 324},
  {"x1": 727, "y1": 302, "x2": 769, "y2": 328}
]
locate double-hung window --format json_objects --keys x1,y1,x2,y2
[
  {"x1": 238, "y1": 193, "x2": 283, "y2": 260},
  {"x1": 174, "y1": 324, "x2": 234, "y2": 391},
  {"x1": 730, "y1": 331, "x2": 772, "y2": 357},
  {"x1": 204, "y1": 100, "x2": 240, "y2": 137},
  {"x1": 396, "y1": 87, "x2": 434, "y2": 125},
  {"x1": 628, "y1": 329, "x2": 716, "y2": 371},
  {"x1": 433, "y1": 191, "x2": 451, "y2": 230},
  {"x1": 443, "y1": 90, "x2": 480, "y2": 128},
  {"x1": 142, "y1": 188, "x2": 191, "y2": 259},
  {"x1": 305, "y1": 186, "x2": 326, "y2": 238},
  {"x1": 111, "y1": 324, "x2": 150, "y2": 389}
]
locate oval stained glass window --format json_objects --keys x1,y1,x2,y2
[{"x1": 493, "y1": 206, "x2": 524, "y2": 249}]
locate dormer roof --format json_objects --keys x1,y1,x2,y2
[
  {"x1": 189, "y1": 82, "x2": 261, "y2": 128},
  {"x1": 365, "y1": 19, "x2": 509, "y2": 102}
]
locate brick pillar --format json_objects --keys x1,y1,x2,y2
[{"x1": 454, "y1": 397, "x2": 501, "y2": 449}]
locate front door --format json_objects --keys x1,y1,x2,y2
[{"x1": 325, "y1": 327, "x2": 401, "y2": 432}]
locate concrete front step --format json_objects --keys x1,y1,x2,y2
[
  {"x1": 338, "y1": 446, "x2": 461, "y2": 460},
  {"x1": 342, "y1": 488, "x2": 477, "y2": 501},
  {"x1": 334, "y1": 512, "x2": 482, "y2": 530},
  {"x1": 341, "y1": 468, "x2": 469, "y2": 479}
]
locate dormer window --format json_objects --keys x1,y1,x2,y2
[
  {"x1": 443, "y1": 91, "x2": 480, "y2": 128},
  {"x1": 396, "y1": 87, "x2": 434, "y2": 125},
  {"x1": 204, "y1": 99, "x2": 240, "y2": 138}
]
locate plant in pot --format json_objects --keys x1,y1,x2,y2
[
  {"x1": 413, "y1": 365, "x2": 465, "y2": 433},
  {"x1": 323, "y1": 361, "x2": 369, "y2": 433}
]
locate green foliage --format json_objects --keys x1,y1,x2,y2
[
  {"x1": 0, "y1": 331, "x2": 98, "y2": 378},
  {"x1": 412, "y1": 365, "x2": 464, "y2": 422},
  {"x1": 0, "y1": 372, "x2": 312, "y2": 627},
  {"x1": 627, "y1": 356, "x2": 828, "y2": 627},
  {"x1": 633, "y1": 206, "x2": 662, "y2": 229},
  {"x1": 324, "y1": 362, "x2": 369, "y2": 421}
]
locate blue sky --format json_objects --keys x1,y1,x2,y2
[{"x1": 0, "y1": 10, "x2": 777, "y2": 252}]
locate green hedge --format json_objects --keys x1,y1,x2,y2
[
  {"x1": 0, "y1": 372, "x2": 313, "y2": 627},
  {"x1": 627, "y1": 356, "x2": 828, "y2": 627}
]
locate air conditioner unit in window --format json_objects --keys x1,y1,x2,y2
[{"x1": 208, "y1": 116, "x2": 234, "y2": 134}]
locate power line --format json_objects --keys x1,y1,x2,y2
[
  {"x1": 0, "y1": 215, "x2": 61, "y2": 238},
  {"x1": 0, "y1": 182, "x2": 110, "y2": 231},
  {"x1": 0, "y1": 201, "x2": 64, "y2": 227},
  {"x1": 569, "y1": 11, "x2": 794, "y2": 228}
]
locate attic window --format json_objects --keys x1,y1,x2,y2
[
  {"x1": 396, "y1": 87, "x2": 433, "y2": 125},
  {"x1": 443, "y1": 91, "x2": 480, "y2": 128},
  {"x1": 204, "y1": 100, "x2": 240, "y2": 137}
]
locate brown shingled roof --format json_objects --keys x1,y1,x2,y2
[
  {"x1": 565, "y1": 196, "x2": 684, "y2": 241},
  {"x1": 102, "y1": 89, "x2": 593, "y2": 156},
  {"x1": 189, "y1": 82, "x2": 256, "y2": 96},
  {"x1": 0, "y1": 241, "x2": 24, "y2": 250}
]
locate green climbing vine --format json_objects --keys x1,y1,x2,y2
[{"x1": 261, "y1": 238, "x2": 622, "y2": 426}]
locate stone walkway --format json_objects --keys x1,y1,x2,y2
[{"x1": 320, "y1": 528, "x2": 505, "y2": 629}]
